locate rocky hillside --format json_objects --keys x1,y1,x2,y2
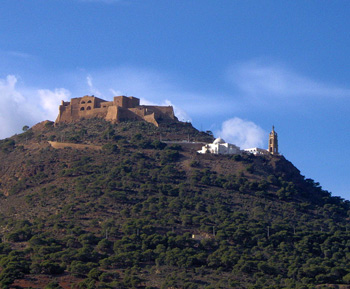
[{"x1": 0, "y1": 119, "x2": 349, "y2": 289}]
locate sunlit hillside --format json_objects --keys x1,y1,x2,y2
[{"x1": 0, "y1": 119, "x2": 349, "y2": 288}]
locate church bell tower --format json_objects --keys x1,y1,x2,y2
[{"x1": 268, "y1": 126, "x2": 278, "y2": 155}]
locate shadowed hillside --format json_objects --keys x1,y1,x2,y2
[{"x1": 0, "y1": 119, "x2": 349, "y2": 288}]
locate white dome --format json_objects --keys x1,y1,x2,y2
[{"x1": 213, "y1": 137, "x2": 225, "y2": 144}]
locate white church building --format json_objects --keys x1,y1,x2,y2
[
  {"x1": 197, "y1": 127, "x2": 279, "y2": 156},
  {"x1": 197, "y1": 137, "x2": 241, "y2": 155}
]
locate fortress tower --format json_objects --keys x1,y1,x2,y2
[{"x1": 268, "y1": 126, "x2": 278, "y2": 155}]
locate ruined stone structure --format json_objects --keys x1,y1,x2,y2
[
  {"x1": 268, "y1": 126, "x2": 278, "y2": 155},
  {"x1": 55, "y1": 95, "x2": 177, "y2": 127}
]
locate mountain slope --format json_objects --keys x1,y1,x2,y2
[{"x1": 0, "y1": 119, "x2": 349, "y2": 288}]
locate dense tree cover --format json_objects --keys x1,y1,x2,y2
[{"x1": 0, "y1": 119, "x2": 349, "y2": 288}]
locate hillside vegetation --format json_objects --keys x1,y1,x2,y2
[{"x1": 0, "y1": 119, "x2": 349, "y2": 288}]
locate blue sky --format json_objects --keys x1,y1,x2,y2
[{"x1": 1, "y1": 0, "x2": 350, "y2": 199}]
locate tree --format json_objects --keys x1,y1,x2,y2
[
  {"x1": 22, "y1": 125, "x2": 29, "y2": 132},
  {"x1": 44, "y1": 280, "x2": 64, "y2": 289}
]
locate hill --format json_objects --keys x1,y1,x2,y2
[{"x1": 0, "y1": 119, "x2": 349, "y2": 288}]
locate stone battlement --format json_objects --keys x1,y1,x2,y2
[{"x1": 55, "y1": 95, "x2": 177, "y2": 127}]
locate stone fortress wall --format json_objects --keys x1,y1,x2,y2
[{"x1": 55, "y1": 95, "x2": 177, "y2": 127}]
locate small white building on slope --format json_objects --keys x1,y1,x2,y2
[
  {"x1": 197, "y1": 138, "x2": 241, "y2": 155},
  {"x1": 243, "y1": 147, "x2": 269, "y2": 156},
  {"x1": 197, "y1": 127, "x2": 279, "y2": 156}
]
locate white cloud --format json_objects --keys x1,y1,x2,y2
[
  {"x1": 86, "y1": 75, "x2": 102, "y2": 97},
  {"x1": 228, "y1": 61, "x2": 350, "y2": 98},
  {"x1": 5, "y1": 51, "x2": 33, "y2": 59},
  {"x1": 0, "y1": 75, "x2": 37, "y2": 138},
  {"x1": 68, "y1": 67, "x2": 234, "y2": 121},
  {"x1": 54, "y1": 68, "x2": 197, "y2": 123},
  {"x1": 0, "y1": 68, "x2": 200, "y2": 140},
  {"x1": 216, "y1": 117, "x2": 266, "y2": 149},
  {"x1": 0, "y1": 63, "x2": 282, "y2": 140},
  {"x1": 0, "y1": 75, "x2": 73, "y2": 139},
  {"x1": 163, "y1": 100, "x2": 192, "y2": 122},
  {"x1": 138, "y1": 98, "x2": 192, "y2": 122},
  {"x1": 109, "y1": 88, "x2": 123, "y2": 96},
  {"x1": 0, "y1": 75, "x2": 24, "y2": 102},
  {"x1": 38, "y1": 88, "x2": 71, "y2": 121}
]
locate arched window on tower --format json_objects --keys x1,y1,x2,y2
[
  {"x1": 87, "y1": 100, "x2": 92, "y2": 103},
  {"x1": 86, "y1": 106, "x2": 92, "y2": 110},
  {"x1": 80, "y1": 107, "x2": 85, "y2": 111},
  {"x1": 81, "y1": 101, "x2": 86, "y2": 104}
]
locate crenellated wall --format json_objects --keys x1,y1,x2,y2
[{"x1": 55, "y1": 95, "x2": 177, "y2": 127}]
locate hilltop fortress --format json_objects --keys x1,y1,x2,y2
[
  {"x1": 54, "y1": 94, "x2": 279, "y2": 156},
  {"x1": 55, "y1": 95, "x2": 177, "y2": 127}
]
